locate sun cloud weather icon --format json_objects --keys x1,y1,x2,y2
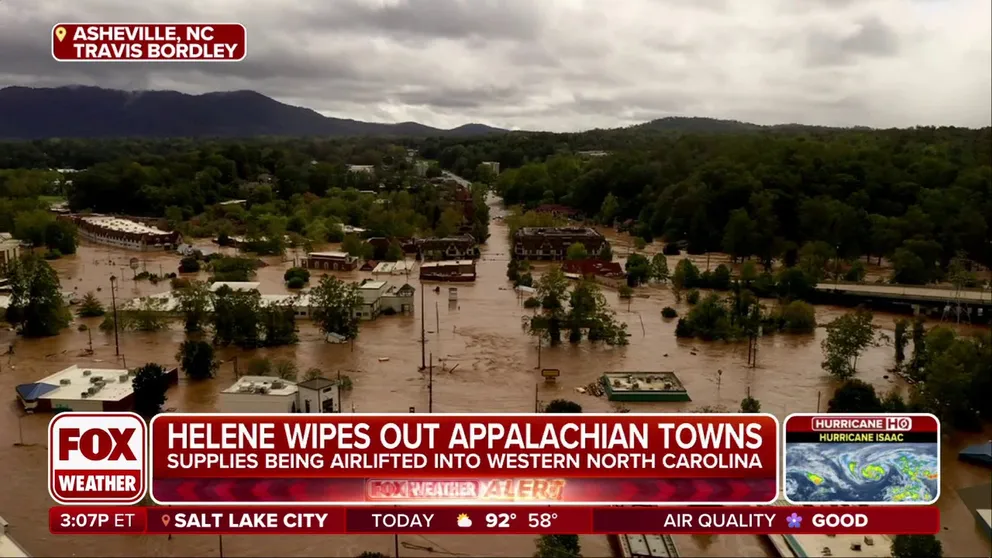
[
  {"x1": 457, "y1": 514, "x2": 472, "y2": 528},
  {"x1": 786, "y1": 513, "x2": 803, "y2": 529}
]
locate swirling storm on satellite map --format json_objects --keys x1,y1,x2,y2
[{"x1": 785, "y1": 443, "x2": 939, "y2": 503}]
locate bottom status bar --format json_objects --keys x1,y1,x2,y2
[{"x1": 51, "y1": 506, "x2": 939, "y2": 535}]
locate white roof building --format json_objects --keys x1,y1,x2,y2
[
  {"x1": 0, "y1": 516, "x2": 29, "y2": 557},
  {"x1": 219, "y1": 376, "x2": 339, "y2": 414},
  {"x1": 15, "y1": 365, "x2": 177, "y2": 413},
  {"x1": 80, "y1": 216, "x2": 172, "y2": 237},
  {"x1": 372, "y1": 261, "x2": 416, "y2": 275}
]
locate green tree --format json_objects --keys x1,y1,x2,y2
[
  {"x1": 5, "y1": 256, "x2": 70, "y2": 337},
  {"x1": 179, "y1": 256, "x2": 201, "y2": 273},
  {"x1": 544, "y1": 399, "x2": 582, "y2": 413},
  {"x1": 535, "y1": 534, "x2": 581, "y2": 558},
  {"x1": 76, "y1": 292, "x2": 105, "y2": 317},
  {"x1": 633, "y1": 237, "x2": 647, "y2": 250},
  {"x1": 598, "y1": 243, "x2": 613, "y2": 262},
  {"x1": 385, "y1": 242, "x2": 404, "y2": 262},
  {"x1": 821, "y1": 309, "x2": 881, "y2": 379},
  {"x1": 722, "y1": 208, "x2": 756, "y2": 262},
  {"x1": 342, "y1": 235, "x2": 366, "y2": 258},
  {"x1": 284, "y1": 267, "x2": 310, "y2": 285},
  {"x1": 650, "y1": 253, "x2": 669, "y2": 283},
  {"x1": 177, "y1": 340, "x2": 217, "y2": 380},
  {"x1": 740, "y1": 394, "x2": 761, "y2": 413},
  {"x1": 893, "y1": 318, "x2": 909, "y2": 364},
  {"x1": 212, "y1": 286, "x2": 263, "y2": 347},
  {"x1": 304, "y1": 367, "x2": 325, "y2": 381},
  {"x1": 246, "y1": 357, "x2": 272, "y2": 376},
  {"x1": 533, "y1": 266, "x2": 569, "y2": 345},
  {"x1": 565, "y1": 242, "x2": 588, "y2": 260},
  {"x1": 672, "y1": 258, "x2": 700, "y2": 298},
  {"x1": 175, "y1": 280, "x2": 213, "y2": 333},
  {"x1": 132, "y1": 363, "x2": 170, "y2": 420},
  {"x1": 827, "y1": 379, "x2": 883, "y2": 413},
  {"x1": 310, "y1": 275, "x2": 362, "y2": 340},
  {"x1": 260, "y1": 296, "x2": 298, "y2": 346},
  {"x1": 45, "y1": 219, "x2": 78, "y2": 255},
  {"x1": 891, "y1": 535, "x2": 942, "y2": 558},
  {"x1": 625, "y1": 253, "x2": 651, "y2": 286},
  {"x1": 598, "y1": 193, "x2": 619, "y2": 224},
  {"x1": 274, "y1": 359, "x2": 299, "y2": 380}
]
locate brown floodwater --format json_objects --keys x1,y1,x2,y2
[{"x1": 1, "y1": 198, "x2": 990, "y2": 558}]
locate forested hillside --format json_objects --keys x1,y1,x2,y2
[{"x1": 424, "y1": 127, "x2": 992, "y2": 280}]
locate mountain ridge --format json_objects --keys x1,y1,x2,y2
[
  {"x1": 0, "y1": 85, "x2": 508, "y2": 139},
  {"x1": 0, "y1": 85, "x2": 952, "y2": 139}
]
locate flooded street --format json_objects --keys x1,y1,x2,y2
[{"x1": 1, "y1": 198, "x2": 989, "y2": 558}]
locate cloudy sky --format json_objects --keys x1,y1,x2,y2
[{"x1": 1, "y1": 0, "x2": 989, "y2": 131}]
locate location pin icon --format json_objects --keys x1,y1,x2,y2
[
  {"x1": 161, "y1": 514, "x2": 171, "y2": 527},
  {"x1": 55, "y1": 27, "x2": 67, "y2": 42}
]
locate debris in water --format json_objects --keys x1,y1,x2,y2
[
  {"x1": 663, "y1": 353, "x2": 668, "y2": 357},
  {"x1": 378, "y1": 357, "x2": 389, "y2": 362},
  {"x1": 582, "y1": 381, "x2": 605, "y2": 397},
  {"x1": 575, "y1": 387, "x2": 587, "y2": 394}
]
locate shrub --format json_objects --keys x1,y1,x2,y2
[
  {"x1": 663, "y1": 242, "x2": 680, "y2": 256},
  {"x1": 287, "y1": 276, "x2": 306, "y2": 289},
  {"x1": 661, "y1": 306, "x2": 678, "y2": 319},
  {"x1": 686, "y1": 289, "x2": 700, "y2": 305},
  {"x1": 44, "y1": 249, "x2": 62, "y2": 260},
  {"x1": 179, "y1": 256, "x2": 201, "y2": 273},
  {"x1": 778, "y1": 300, "x2": 817, "y2": 333},
  {"x1": 523, "y1": 296, "x2": 540, "y2": 309},
  {"x1": 284, "y1": 267, "x2": 310, "y2": 284}
]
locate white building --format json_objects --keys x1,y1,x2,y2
[
  {"x1": 381, "y1": 283, "x2": 415, "y2": 315},
  {"x1": 347, "y1": 165, "x2": 375, "y2": 173},
  {"x1": 356, "y1": 280, "x2": 387, "y2": 319},
  {"x1": 219, "y1": 376, "x2": 339, "y2": 413},
  {"x1": 371, "y1": 260, "x2": 416, "y2": 275},
  {"x1": 0, "y1": 233, "x2": 21, "y2": 267},
  {"x1": 0, "y1": 516, "x2": 30, "y2": 557},
  {"x1": 219, "y1": 376, "x2": 300, "y2": 413},
  {"x1": 15, "y1": 364, "x2": 178, "y2": 413},
  {"x1": 480, "y1": 161, "x2": 500, "y2": 175},
  {"x1": 71, "y1": 215, "x2": 180, "y2": 251}
]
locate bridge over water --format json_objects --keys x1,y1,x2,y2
[{"x1": 812, "y1": 283, "x2": 992, "y2": 323}]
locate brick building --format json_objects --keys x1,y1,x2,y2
[{"x1": 512, "y1": 227, "x2": 608, "y2": 260}]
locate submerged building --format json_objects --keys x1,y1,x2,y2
[
  {"x1": 16, "y1": 364, "x2": 179, "y2": 413},
  {"x1": 67, "y1": 215, "x2": 180, "y2": 251},
  {"x1": 513, "y1": 227, "x2": 607, "y2": 260}
]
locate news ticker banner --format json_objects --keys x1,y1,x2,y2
[
  {"x1": 48, "y1": 412, "x2": 779, "y2": 506},
  {"x1": 50, "y1": 506, "x2": 940, "y2": 536},
  {"x1": 52, "y1": 24, "x2": 246, "y2": 61},
  {"x1": 783, "y1": 413, "x2": 940, "y2": 506}
]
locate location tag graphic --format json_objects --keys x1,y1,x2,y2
[
  {"x1": 55, "y1": 27, "x2": 67, "y2": 42},
  {"x1": 161, "y1": 514, "x2": 170, "y2": 527}
]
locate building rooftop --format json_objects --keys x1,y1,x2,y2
[
  {"x1": 359, "y1": 280, "x2": 387, "y2": 290},
  {"x1": 218, "y1": 199, "x2": 246, "y2": 206},
  {"x1": 516, "y1": 226, "x2": 603, "y2": 237},
  {"x1": 80, "y1": 216, "x2": 173, "y2": 236},
  {"x1": 420, "y1": 260, "x2": 474, "y2": 268},
  {"x1": 603, "y1": 372, "x2": 686, "y2": 393},
  {"x1": 0, "y1": 516, "x2": 29, "y2": 558},
  {"x1": 298, "y1": 377, "x2": 336, "y2": 391},
  {"x1": 308, "y1": 251, "x2": 351, "y2": 259},
  {"x1": 210, "y1": 281, "x2": 261, "y2": 292},
  {"x1": 222, "y1": 376, "x2": 297, "y2": 396},
  {"x1": 372, "y1": 261, "x2": 415, "y2": 274},
  {"x1": 21, "y1": 365, "x2": 134, "y2": 403}
]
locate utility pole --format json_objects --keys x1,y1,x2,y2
[
  {"x1": 218, "y1": 534, "x2": 224, "y2": 557},
  {"x1": 337, "y1": 369, "x2": 342, "y2": 413},
  {"x1": 394, "y1": 533, "x2": 400, "y2": 557},
  {"x1": 420, "y1": 283, "x2": 426, "y2": 370},
  {"x1": 816, "y1": 391, "x2": 822, "y2": 413},
  {"x1": 536, "y1": 335, "x2": 542, "y2": 369},
  {"x1": 109, "y1": 275, "x2": 120, "y2": 356},
  {"x1": 435, "y1": 301, "x2": 439, "y2": 334},
  {"x1": 534, "y1": 383, "x2": 540, "y2": 412},
  {"x1": 428, "y1": 353, "x2": 433, "y2": 413}
]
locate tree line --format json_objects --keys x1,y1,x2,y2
[{"x1": 441, "y1": 127, "x2": 990, "y2": 284}]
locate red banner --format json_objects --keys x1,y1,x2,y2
[
  {"x1": 52, "y1": 24, "x2": 246, "y2": 61},
  {"x1": 49, "y1": 506, "x2": 940, "y2": 535},
  {"x1": 149, "y1": 413, "x2": 779, "y2": 505}
]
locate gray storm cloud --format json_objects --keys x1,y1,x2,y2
[{"x1": 0, "y1": 0, "x2": 988, "y2": 131}]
